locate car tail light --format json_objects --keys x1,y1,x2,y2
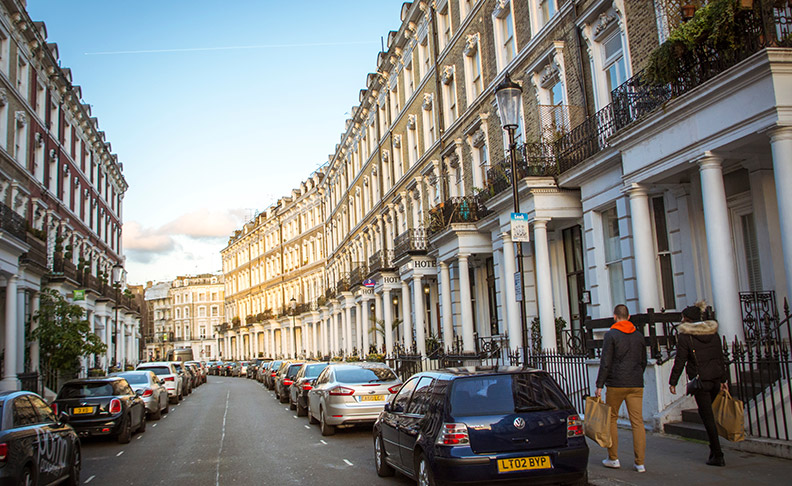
[
  {"x1": 0, "y1": 443, "x2": 7, "y2": 462},
  {"x1": 283, "y1": 379, "x2": 293, "y2": 386},
  {"x1": 51, "y1": 403, "x2": 58, "y2": 415},
  {"x1": 302, "y1": 383, "x2": 313, "y2": 391},
  {"x1": 388, "y1": 384, "x2": 402, "y2": 394},
  {"x1": 109, "y1": 398, "x2": 122, "y2": 414},
  {"x1": 164, "y1": 376, "x2": 175, "y2": 382},
  {"x1": 567, "y1": 415, "x2": 584, "y2": 437},
  {"x1": 437, "y1": 423, "x2": 470, "y2": 445},
  {"x1": 271, "y1": 372, "x2": 277, "y2": 377},
  {"x1": 328, "y1": 386, "x2": 355, "y2": 396},
  {"x1": 142, "y1": 389, "x2": 153, "y2": 398}
]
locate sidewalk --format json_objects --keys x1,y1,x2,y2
[{"x1": 587, "y1": 428, "x2": 792, "y2": 485}]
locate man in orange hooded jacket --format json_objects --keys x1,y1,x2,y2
[{"x1": 595, "y1": 304, "x2": 648, "y2": 472}]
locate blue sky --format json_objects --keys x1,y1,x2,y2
[{"x1": 26, "y1": 0, "x2": 405, "y2": 285}]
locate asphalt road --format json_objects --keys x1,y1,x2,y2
[{"x1": 79, "y1": 375, "x2": 415, "y2": 486}]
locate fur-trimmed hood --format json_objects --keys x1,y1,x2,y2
[{"x1": 678, "y1": 320, "x2": 719, "y2": 335}]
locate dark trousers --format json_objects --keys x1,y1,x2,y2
[{"x1": 694, "y1": 380, "x2": 723, "y2": 458}]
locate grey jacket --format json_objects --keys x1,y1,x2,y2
[{"x1": 595, "y1": 327, "x2": 647, "y2": 388}]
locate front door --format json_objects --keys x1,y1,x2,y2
[{"x1": 562, "y1": 225, "x2": 586, "y2": 350}]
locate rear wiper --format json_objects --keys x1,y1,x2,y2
[{"x1": 514, "y1": 405, "x2": 555, "y2": 412}]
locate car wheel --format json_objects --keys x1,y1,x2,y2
[
  {"x1": 374, "y1": 433, "x2": 395, "y2": 477},
  {"x1": 151, "y1": 402, "x2": 162, "y2": 420},
  {"x1": 320, "y1": 407, "x2": 335, "y2": 436},
  {"x1": 169, "y1": 395, "x2": 178, "y2": 404},
  {"x1": 296, "y1": 401, "x2": 307, "y2": 417},
  {"x1": 279, "y1": 391, "x2": 289, "y2": 404},
  {"x1": 117, "y1": 415, "x2": 132, "y2": 444},
  {"x1": 21, "y1": 465, "x2": 34, "y2": 486},
  {"x1": 308, "y1": 406, "x2": 319, "y2": 424},
  {"x1": 138, "y1": 413, "x2": 146, "y2": 433},
  {"x1": 415, "y1": 452, "x2": 436, "y2": 486},
  {"x1": 162, "y1": 403, "x2": 169, "y2": 414},
  {"x1": 178, "y1": 391, "x2": 183, "y2": 402},
  {"x1": 66, "y1": 444, "x2": 81, "y2": 486}
]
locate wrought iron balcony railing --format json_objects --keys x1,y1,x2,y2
[
  {"x1": 477, "y1": 142, "x2": 558, "y2": 204},
  {"x1": 427, "y1": 195, "x2": 490, "y2": 238},
  {"x1": 0, "y1": 202, "x2": 26, "y2": 242},
  {"x1": 336, "y1": 274, "x2": 351, "y2": 294},
  {"x1": 368, "y1": 249, "x2": 395, "y2": 275},
  {"x1": 393, "y1": 228, "x2": 428, "y2": 261},
  {"x1": 350, "y1": 263, "x2": 368, "y2": 288}
]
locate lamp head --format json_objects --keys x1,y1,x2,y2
[{"x1": 494, "y1": 72, "x2": 523, "y2": 130}]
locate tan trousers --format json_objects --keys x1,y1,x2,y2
[{"x1": 605, "y1": 387, "x2": 646, "y2": 465}]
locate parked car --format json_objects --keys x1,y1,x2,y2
[
  {"x1": 136, "y1": 361, "x2": 183, "y2": 403},
  {"x1": 229, "y1": 362, "x2": 242, "y2": 377},
  {"x1": 172, "y1": 362, "x2": 192, "y2": 395},
  {"x1": 240, "y1": 361, "x2": 251, "y2": 377},
  {"x1": 258, "y1": 361, "x2": 272, "y2": 383},
  {"x1": 207, "y1": 361, "x2": 221, "y2": 375},
  {"x1": 186, "y1": 361, "x2": 207, "y2": 384},
  {"x1": 223, "y1": 362, "x2": 234, "y2": 376},
  {"x1": 372, "y1": 366, "x2": 588, "y2": 486},
  {"x1": 307, "y1": 362, "x2": 401, "y2": 436},
  {"x1": 275, "y1": 361, "x2": 304, "y2": 403},
  {"x1": 113, "y1": 370, "x2": 169, "y2": 420},
  {"x1": 53, "y1": 376, "x2": 147, "y2": 444},
  {"x1": 0, "y1": 390, "x2": 82, "y2": 485},
  {"x1": 185, "y1": 362, "x2": 202, "y2": 388},
  {"x1": 264, "y1": 360, "x2": 284, "y2": 389},
  {"x1": 289, "y1": 362, "x2": 331, "y2": 416}
]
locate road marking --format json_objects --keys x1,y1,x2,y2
[
  {"x1": 216, "y1": 390, "x2": 230, "y2": 486},
  {"x1": 304, "y1": 425, "x2": 310, "y2": 429},
  {"x1": 320, "y1": 440, "x2": 328, "y2": 445},
  {"x1": 152, "y1": 423, "x2": 157, "y2": 427},
  {"x1": 285, "y1": 408, "x2": 289, "y2": 411},
  {"x1": 344, "y1": 459, "x2": 353, "y2": 466},
  {"x1": 136, "y1": 435, "x2": 142, "y2": 440},
  {"x1": 293, "y1": 415, "x2": 298, "y2": 419},
  {"x1": 84, "y1": 475, "x2": 95, "y2": 484},
  {"x1": 116, "y1": 451, "x2": 124, "y2": 457}
]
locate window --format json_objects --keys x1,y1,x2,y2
[
  {"x1": 470, "y1": 127, "x2": 488, "y2": 189},
  {"x1": 437, "y1": 2, "x2": 452, "y2": 51},
  {"x1": 404, "y1": 59, "x2": 415, "y2": 99},
  {"x1": 16, "y1": 56, "x2": 29, "y2": 99},
  {"x1": 531, "y1": 0, "x2": 558, "y2": 30},
  {"x1": 422, "y1": 94, "x2": 436, "y2": 147},
  {"x1": 407, "y1": 115, "x2": 419, "y2": 166},
  {"x1": 199, "y1": 306, "x2": 206, "y2": 317},
  {"x1": 441, "y1": 66, "x2": 458, "y2": 127},
  {"x1": 651, "y1": 197, "x2": 676, "y2": 310},
  {"x1": 418, "y1": 37, "x2": 430, "y2": 80},
  {"x1": 0, "y1": 29, "x2": 9, "y2": 75},
  {"x1": 13, "y1": 396, "x2": 39, "y2": 427},
  {"x1": 492, "y1": 1, "x2": 517, "y2": 71},
  {"x1": 406, "y1": 376, "x2": 435, "y2": 415},
  {"x1": 29, "y1": 395, "x2": 56, "y2": 424},
  {"x1": 740, "y1": 213, "x2": 762, "y2": 291},
  {"x1": 602, "y1": 207, "x2": 625, "y2": 308},
  {"x1": 582, "y1": 8, "x2": 631, "y2": 109},
  {"x1": 603, "y1": 33, "x2": 627, "y2": 95},
  {"x1": 389, "y1": 82, "x2": 400, "y2": 116},
  {"x1": 464, "y1": 34, "x2": 484, "y2": 105},
  {"x1": 460, "y1": 0, "x2": 474, "y2": 19},
  {"x1": 391, "y1": 376, "x2": 419, "y2": 413}
]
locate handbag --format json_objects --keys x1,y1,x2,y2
[
  {"x1": 686, "y1": 335, "x2": 703, "y2": 396},
  {"x1": 584, "y1": 396, "x2": 612, "y2": 448}
]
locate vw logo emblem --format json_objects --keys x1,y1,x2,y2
[{"x1": 513, "y1": 417, "x2": 525, "y2": 429}]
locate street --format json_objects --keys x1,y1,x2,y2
[{"x1": 79, "y1": 375, "x2": 413, "y2": 486}]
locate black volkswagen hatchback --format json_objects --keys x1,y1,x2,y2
[
  {"x1": 373, "y1": 367, "x2": 588, "y2": 486},
  {"x1": 53, "y1": 377, "x2": 146, "y2": 444},
  {"x1": 0, "y1": 390, "x2": 81, "y2": 485}
]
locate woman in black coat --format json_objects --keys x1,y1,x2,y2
[{"x1": 669, "y1": 302, "x2": 729, "y2": 467}]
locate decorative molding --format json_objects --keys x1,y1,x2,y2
[
  {"x1": 15, "y1": 111, "x2": 27, "y2": 127},
  {"x1": 594, "y1": 11, "x2": 619, "y2": 38},
  {"x1": 35, "y1": 132, "x2": 45, "y2": 147},
  {"x1": 492, "y1": 0, "x2": 511, "y2": 19},
  {"x1": 441, "y1": 65, "x2": 455, "y2": 85},
  {"x1": 446, "y1": 151, "x2": 460, "y2": 169},
  {"x1": 464, "y1": 34, "x2": 479, "y2": 57},
  {"x1": 471, "y1": 128, "x2": 487, "y2": 148},
  {"x1": 393, "y1": 135, "x2": 401, "y2": 149},
  {"x1": 422, "y1": 93, "x2": 433, "y2": 111},
  {"x1": 407, "y1": 114, "x2": 417, "y2": 129},
  {"x1": 0, "y1": 89, "x2": 7, "y2": 107}
]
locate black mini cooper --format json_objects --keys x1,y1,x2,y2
[{"x1": 0, "y1": 390, "x2": 81, "y2": 485}]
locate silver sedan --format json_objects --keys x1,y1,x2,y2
[
  {"x1": 307, "y1": 362, "x2": 401, "y2": 436},
  {"x1": 113, "y1": 370, "x2": 170, "y2": 420}
]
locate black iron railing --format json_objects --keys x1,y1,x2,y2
[
  {"x1": 20, "y1": 234, "x2": 47, "y2": 269},
  {"x1": 584, "y1": 307, "x2": 684, "y2": 362},
  {"x1": 336, "y1": 275, "x2": 350, "y2": 294},
  {"x1": 526, "y1": 351, "x2": 590, "y2": 414},
  {"x1": 393, "y1": 229, "x2": 428, "y2": 261},
  {"x1": 427, "y1": 194, "x2": 490, "y2": 237},
  {"x1": 350, "y1": 263, "x2": 368, "y2": 288},
  {"x1": 0, "y1": 202, "x2": 26, "y2": 242},
  {"x1": 740, "y1": 291, "x2": 791, "y2": 346},
  {"x1": 478, "y1": 142, "x2": 558, "y2": 203},
  {"x1": 556, "y1": 1, "x2": 792, "y2": 174}
]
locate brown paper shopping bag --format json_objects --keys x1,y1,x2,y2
[
  {"x1": 584, "y1": 396, "x2": 612, "y2": 448},
  {"x1": 712, "y1": 389, "x2": 745, "y2": 442}
]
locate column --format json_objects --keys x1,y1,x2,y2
[
  {"x1": 401, "y1": 280, "x2": 413, "y2": 351},
  {"x1": 362, "y1": 297, "x2": 371, "y2": 355},
  {"x1": 770, "y1": 127, "x2": 792, "y2": 305},
  {"x1": 533, "y1": 218, "x2": 557, "y2": 351},
  {"x1": 374, "y1": 293, "x2": 383, "y2": 349},
  {"x1": 500, "y1": 234, "x2": 521, "y2": 351},
  {"x1": 270, "y1": 328, "x2": 276, "y2": 359},
  {"x1": 383, "y1": 288, "x2": 394, "y2": 355},
  {"x1": 627, "y1": 184, "x2": 661, "y2": 311},
  {"x1": 105, "y1": 315, "x2": 113, "y2": 371},
  {"x1": 344, "y1": 303, "x2": 353, "y2": 355},
  {"x1": 329, "y1": 308, "x2": 337, "y2": 354},
  {"x1": 439, "y1": 262, "x2": 454, "y2": 351},
  {"x1": 1, "y1": 275, "x2": 19, "y2": 391},
  {"x1": 321, "y1": 315, "x2": 329, "y2": 357},
  {"x1": 699, "y1": 153, "x2": 744, "y2": 341},
  {"x1": 413, "y1": 275, "x2": 427, "y2": 356},
  {"x1": 290, "y1": 319, "x2": 296, "y2": 358},
  {"x1": 16, "y1": 288, "x2": 25, "y2": 375},
  {"x1": 458, "y1": 255, "x2": 475, "y2": 352},
  {"x1": 355, "y1": 302, "x2": 363, "y2": 355},
  {"x1": 29, "y1": 292, "x2": 41, "y2": 372}
]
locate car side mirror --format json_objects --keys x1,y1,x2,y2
[
  {"x1": 135, "y1": 389, "x2": 143, "y2": 397},
  {"x1": 58, "y1": 411, "x2": 70, "y2": 424},
  {"x1": 383, "y1": 402, "x2": 392, "y2": 413}
]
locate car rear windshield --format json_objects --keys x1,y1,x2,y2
[
  {"x1": 304, "y1": 363, "x2": 329, "y2": 378},
  {"x1": 335, "y1": 367, "x2": 397, "y2": 383},
  {"x1": 271, "y1": 362, "x2": 283, "y2": 371},
  {"x1": 58, "y1": 383, "x2": 116, "y2": 399},
  {"x1": 286, "y1": 364, "x2": 303, "y2": 377},
  {"x1": 139, "y1": 366, "x2": 171, "y2": 376},
  {"x1": 119, "y1": 374, "x2": 149, "y2": 385},
  {"x1": 449, "y1": 373, "x2": 572, "y2": 416}
]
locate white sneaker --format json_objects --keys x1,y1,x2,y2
[
  {"x1": 602, "y1": 458, "x2": 621, "y2": 469},
  {"x1": 634, "y1": 464, "x2": 646, "y2": 473}
]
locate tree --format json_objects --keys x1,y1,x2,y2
[
  {"x1": 369, "y1": 316, "x2": 403, "y2": 339},
  {"x1": 32, "y1": 289, "x2": 107, "y2": 374}
]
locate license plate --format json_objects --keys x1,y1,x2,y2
[
  {"x1": 497, "y1": 456, "x2": 552, "y2": 473},
  {"x1": 359, "y1": 395, "x2": 385, "y2": 402},
  {"x1": 72, "y1": 407, "x2": 94, "y2": 415}
]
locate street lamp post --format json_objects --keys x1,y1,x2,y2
[
  {"x1": 494, "y1": 73, "x2": 529, "y2": 363},
  {"x1": 290, "y1": 297, "x2": 297, "y2": 359},
  {"x1": 111, "y1": 263, "x2": 124, "y2": 373}
]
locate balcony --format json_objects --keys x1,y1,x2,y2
[
  {"x1": 349, "y1": 263, "x2": 368, "y2": 288},
  {"x1": 20, "y1": 234, "x2": 47, "y2": 270},
  {"x1": 556, "y1": 1, "x2": 792, "y2": 174},
  {"x1": 477, "y1": 142, "x2": 558, "y2": 204},
  {"x1": 427, "y1": 195, "x2": 490, "y2": 238},
  {"x1": 393, "y1": 228, "x2": 428, "y2": 262},
  {"x1": 336, "y1": 274, "x2": 351, "y2": 294},
  {"x1": 0, "y1": 202, "x2": 26, "y2": 242},
  {"x1": 368, "y1": 249, "x2": 395, "y2": 275}
]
